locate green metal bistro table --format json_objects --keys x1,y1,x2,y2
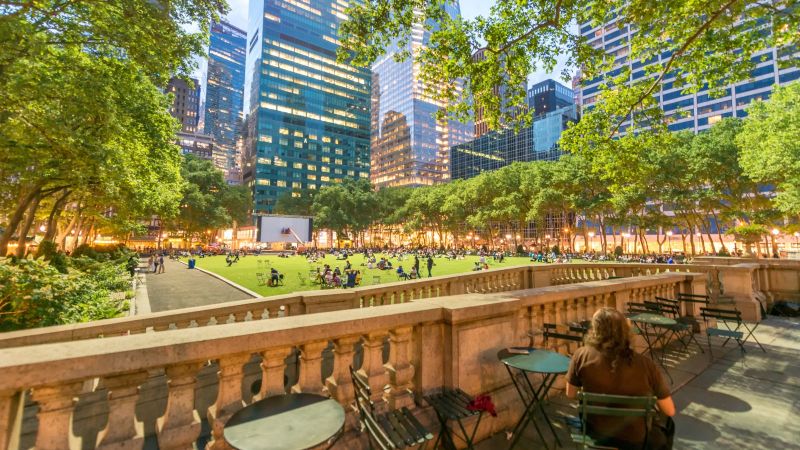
[
  {"x1": 224, "y1": 393, "x2": 345, "y2": 450},
  {"x1": 629, "y1": 313, "x2": 677, "y2": 383},
  {"x1": 498, "y1": 347, "x2": 570, "y2": 450}
]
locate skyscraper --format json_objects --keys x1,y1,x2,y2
[
  {"x1": 471, "y1": 49, "x2": 527, "y2": 138},
  {"x1": 527, "y1": 79, "x2": 575, "y2": 118},
  {"x1": 166, "y1": 77, "x2": 201, "y2": 133},
  {"x1": 450, "y1": 103, "x2": 578, "y2": 180},
  {"x1": 242, "y1": 0, "x2": 371, "y2": 214},
  {"x1": 578, "y1": 19, "x2": 799, "y2": 133},
  {"x1": 204, "y1": 20, "x2": 247, "y2": 180},
  {"x1": 370, "y1": 2, "x2": 473, "y2": 189}
]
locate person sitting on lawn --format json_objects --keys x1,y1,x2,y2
[
  {"x1": 396, "y1": 265, "x2": 409, "y2": 280},
  {"x1": 566, "y1": 307, "x2": 675, "y2": 450},
  {"x1": 409, "y1": 266, "x2": 418, "y2": 279},
  {"x1": 333, "y1": 266, "x2": 341, "y2": 277},
  {"x1": 473, "y1": 262, "x2": 482, "y2": 271},
  {"x1": 344, "y1": 259, "x2": 352, "y2": 271},
  {"x1": 345, "y1": 270, "x2": 357, "y2": 288}
]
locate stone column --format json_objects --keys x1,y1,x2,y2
[
  {"x1": 386, "y1": 326, "x2": 415, "y2": 410},
  {"x1": 260, "y1": 347, "x2": 292, "y2": 399},
  {"x1": 157, "y1": 363, "x2": 202, "y2": 450},
  {"x1": 31, "y1": 381, "x2": 83, "y2": 450},
  {"x1": 96, "y1": 371, "x2": 148, "y2": 450},
  {"x1": 293, "y1": 340, "x2": 329, "y2": 394},
  {"x1": 206, "y1": 354, "x2": 250, "y2": 450}
]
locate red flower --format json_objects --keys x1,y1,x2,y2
[{"x1": 467, "y1": 394, "x2": 497, "y2": 417}]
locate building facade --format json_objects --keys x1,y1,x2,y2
[
  {"x1": 578, "y1": 19, "x2": 800, "y2": 133},
  {"x1": 204, "y1": 21, "x2": 247, "y2": 179},
  {"x1": 527, "y1": 79, "x2": 575, "y2": 118},
  {"x1": 242, "y1": 0, "x2": 371, "y2": 214},
  {"x1": 176, "y1": 132, "x2": 214, "y2": 160},
  {"x1": 450, "y1": 104, "x2": 578, "y2": 180},
  {"x1": 370, "y1": 2, "x2": 473, "y2": 189},
  {"x1": 167, "y1": 77, "x2": 201, "y2": 133}
]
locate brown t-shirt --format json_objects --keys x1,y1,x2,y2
[{"x1": 566, "y1": 345, "x2": 670, "y2": 446}]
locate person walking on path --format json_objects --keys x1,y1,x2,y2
[
  {"x1": 147, "y1": 255, "x2": 155, "y2": 273},
  {"x1": 157, "y1": 254, "x2": 165, "y2": 274},
  {"x1": 426, "y1": 255, "x2": 434, "y2": 277},
  {"x1": 414, "y1": 255, "x2": 420, "y2": 275}
]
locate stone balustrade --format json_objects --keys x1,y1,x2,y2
[
  {"x1": 1, "y1": 259, "x2": 794, "y2": 349},
  {"x1": 0, "y1": 272, "x2": 706, "y2": 450}
]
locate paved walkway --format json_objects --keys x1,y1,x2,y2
[
  {"x1": 143, "y1": 258, "x2": 254, "y2": 312},
  {"x1": 477, "y1": 316, "x2": 800, "y2": 449}
]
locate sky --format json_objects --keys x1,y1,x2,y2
[{"x1": 203, "y1": 0, "x2": 574, "y2": 87}]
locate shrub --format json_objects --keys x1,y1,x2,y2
[
  {"x1": 72, "y1": 243, "x2": 98, "y2": 260},
  {"x1": 35, "y1": 240, "x2": 58, "y2": 260},
  {"x1": 50, "y1": 252, "x2": 69, "y2": 274},
  {"x1": 614, "y1": 246, "x2": 624, "y2": 257},
  {"x1": 551, "y1": 245, "x2": 560, "y2": 255},
  {"x1": 0, "y1": 257, "x2": 129, "y2": 331}
]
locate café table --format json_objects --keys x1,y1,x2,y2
[
  {"x1": 224, "y1": 393, "x2": 345, "y2": 450},
  {"x1": 498, "y1": 347, "x2": 570, "y2": 450},
  {"x1": 628, "y1": 312, "x2": 677, "y2": 382}
]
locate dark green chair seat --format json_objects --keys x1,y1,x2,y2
[{"x1": 569, "y1": 392, "x2": 657, "y2": 450}]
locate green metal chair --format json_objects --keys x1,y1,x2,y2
[{"x1": 568, "y1": 392, "x2": 657, "y2": 449}]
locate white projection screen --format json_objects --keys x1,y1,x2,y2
[{"x1": 257, "y1": 215, "x2": 313, "y2": 243}]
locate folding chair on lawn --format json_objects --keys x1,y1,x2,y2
[{"x1": 255, "y1": 272, "x2": 267, "y2": 286}]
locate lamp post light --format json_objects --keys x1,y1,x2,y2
[{"x1": 771, "y1": 228, "x2": 780, "y2": 256}]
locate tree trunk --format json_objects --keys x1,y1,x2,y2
[
  {"x1": 58, "y1": 209, "x2": 80, "y2": 250},
  {"x1": 0, "y1": 186, "x2": 42, "y2": 256},
  {"x1": 15, "y1": 194, "x2": 42, "y2": 258},
  {"x1": 43, "y1": 190, "x2": 71, "y2": 241}
]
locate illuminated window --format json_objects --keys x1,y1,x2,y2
[
  {"x1": 321, "y1": 166, "x2": 330, "y2": 172},
  {"x1": 293, "y1": 162, "x2": 303, "y2": 169},
  {"x1": 294, "y1": 141, "x2": 303, "y2": 148},
  {"x1": 279, "y1": 128, "x2": 289, "y2": 135},
  {"x1": 259, "y1": 135, "x2": 272, "y2": 143},
  {"x1": 292, "y1": 182, "x2": 302, "y2": 189},
  {"x1": 307, "y1": 174, "x2": 317, "y2": 180},
  {"x1": 322, "y1": 136, "x2": 331, "y2": 143},
  {"x1": 321, "y1": 156, "x2": 331, "y2": 163},
  {"x1": 279, "y1": 138, "x2": 288, "y2": 146},
  {"x1": 293, "y1": 130, "x2": 303, "y2": 137},
  {"x1": 307, "y1": 164, "x2": 317, "y2": 171},
  {"x1": 276, "y1": 180, "x2": 287, "y2": 187},
  {"x1": 257, "y1": 179, "x2": 270, "y2": 185},
  {"x1": 335, "y1": 159, "x2": 343, "y2": 165},
  {"x1": 321, "y1": 176, "x2": 330, "y2": 182},
  {"x1": 274, "y1": 157, "x2": 287, "y2": 167},
  {"x1": 257, "y1": 158, "x2": 272, "y2": 164},
  {"x1": 308, "y1": 184, "x2": 317, "y2": 189}
]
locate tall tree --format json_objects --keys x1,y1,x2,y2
[{"x1": 738, "y1": 83, "x2": 800, "y2": 217}]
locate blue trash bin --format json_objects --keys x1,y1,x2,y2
[{"x1": 188, "y1": 258, "x2": 196, "y2": 269}]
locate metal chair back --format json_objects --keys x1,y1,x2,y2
[{"x1": 576, "y1": 392, "x2": 657, "y2": 449}]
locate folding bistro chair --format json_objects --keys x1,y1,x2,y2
[
  {"x1": 424, "y1": 388, "x2": 482, "y2": 450},
  {"x1": 567, "y1": 392, "x2": 657, "y2": 450},
  {"x1": 255, "y1": 272, "x2": 267, "y2": 286},
  {"x1": 539, "y1": 323, "x2": 586, "y2": 355},
  {"x1": 350, "y1": 366, "x2": 433, "y2": 450},
  {"x1": 700, "y1": 307, "x2": 746, "y2": 357},
  {"x1": 654, "y1": 296, "x2": 704, "y2": 353}
]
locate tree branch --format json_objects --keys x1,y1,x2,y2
[{"x1": 482, "y1": 0, "x2": 564, "y2": 55}]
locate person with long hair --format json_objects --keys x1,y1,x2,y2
[{"x1": 566, "y1": 307, "x2": 676, "y2": 449}]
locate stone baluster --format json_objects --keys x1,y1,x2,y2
[
  {"x1": 267, "y1": 306, "x2": 281, "y2": 319},
  {"x1": 96, "y1": 371, "x2": 148, "y2": 450},
  {"x1": 207, "y1": 354, "x2": 250, "y2": 450},
  {"x1": 568, "y1": 298, "x2": 579, "y2": 323},
  {"x1": 232, "y1": 310, "x2": 248, "y2": 323},
  {"x1": 362, "y1": 332, "x2": 389, "y2": 407},
  {"x1": 0, "y1": 390, "x2": 22, "y2": 450},
  {"x1": 31, "y1": 381, "x2": 83, "y2": 450},
  {"x1": 326, "y1": 336, "x2": 359, "y2": 405},
  {"x1": 157, "y1": 363, "x2": 203, "y2": 450},
  {"x1": 293, "y1": 341, "x2": 329, "y2": 394},
  {"x1": 259, "y1": 347, "x2": 292, "y2": 399},
  {"x1": 386, "y1": 327, "x2": 415, "y2": 410},
  {"x1": 556, "y1": 299, "x2": 568, "y2": 324}
]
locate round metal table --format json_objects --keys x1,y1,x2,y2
[
  {"x1": 224, "y1": 393, "x2": 345, "y2": 450},
  {"x1": 498, "y1": 347, "x2": 570, "y2": 450},
  {"x1": 629, "y1": 312, "x2": 677, "y2": 383}
]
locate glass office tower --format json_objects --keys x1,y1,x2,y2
[
  {"x1": 370, "y1": 2, "x2": 473, "y2": 189},
  {"x1": 578, "y1": 17, "x2": 799, "y2": 133},
  {"x1": 204, "y1": 20, "x2": 247, "y2": 180},
  {"x1": 242, "y1": 0, "x2": 371, "y2": 214}
]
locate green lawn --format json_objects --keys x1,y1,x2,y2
[{"x1": 183, "y1": 253, "x2": 538, "y2": 297}]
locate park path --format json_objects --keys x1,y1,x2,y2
[{"x1": 143, "y1": 258, "x2": 255, "y2": 313}]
